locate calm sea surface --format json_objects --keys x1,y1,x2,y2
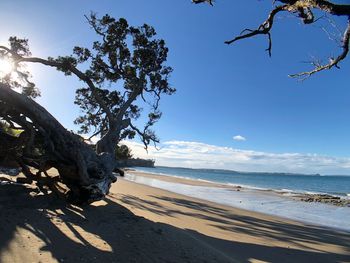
[{"x1": 133, "y1": 166, "x2": 350, "y2": 196}]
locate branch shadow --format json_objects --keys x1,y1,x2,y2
[
  {"x1": 1, "y1": 181, "x2": 350, "y2": 263},
  {"x1": 118, "y1": 194, "x2": 350, "y2": 263},
  {"x1": 0, "y1": 183, "x2": 232, "y2": 262}
]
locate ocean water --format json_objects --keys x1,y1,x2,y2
[
  {"x1": 125, "y1": 167, "x2": 350, "y2": 231},
  {"x1": 133, "y1": 166, "x2": 350, "y2": 197}
]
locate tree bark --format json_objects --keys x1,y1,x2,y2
[{"x1": 0, "y1": 84, "x2": 117, "y2": 204}]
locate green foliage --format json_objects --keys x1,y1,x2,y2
[
  {"x1": 72, "y1": 13, "x2": 175, "y2": 144},
  {"x1": 115, "y1": 144, "x2": 133, "y2": 160},
  {"x1": 0, "y1": 37, "x2": 40, "y2": 98},
  {"x1": 8, "y1": 36, "x2": 31, "y2": 56},
  {"x1": 1, "y1": 14, "x2": 175, "y2": 152}
]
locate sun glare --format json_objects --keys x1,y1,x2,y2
[{"x1": 0, "y1": 58, "x2": 13, "y2": 76}]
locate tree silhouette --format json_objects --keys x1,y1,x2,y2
[{"x1": 0, "y1": 14, "x2": 174, "y2": 204}]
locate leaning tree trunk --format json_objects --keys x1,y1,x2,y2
[{"x1": 0, "y1": 83, "x2": 117, "y2": 204}]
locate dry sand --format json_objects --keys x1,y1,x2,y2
[{"x1": 0, "y1": 172, "x2": 350, "y2": 263}]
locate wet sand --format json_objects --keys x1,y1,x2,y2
[{"x1": 0, "y1": 172, "x2": 350, "y2": 262}]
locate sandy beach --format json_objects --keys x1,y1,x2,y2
[
  {"x1": 1, "y1": 0, "x2": 350, "y2": 262},
  {"x1": 1, "y1": 171, "x2": 350, "y2": 263}
]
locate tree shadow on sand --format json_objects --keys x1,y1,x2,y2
[
  {"x1": 1, "y1": 181, "x2": 350, "y2": 263},
  {"x1": 118, "y1": 194, "x2": 350, "y2": 263}
]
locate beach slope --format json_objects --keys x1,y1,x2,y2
[{"x1": 0, "y1": 175, "x2": 349, "y2": 263}]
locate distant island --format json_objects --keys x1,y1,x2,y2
[{"x1": 155, "y1": 166, "x2": 321, "y2": 177}]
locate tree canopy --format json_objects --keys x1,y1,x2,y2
[
  {"x1": 115, "y1": 144, "x2": 133, "y2": 160},
  {"x1": 0, "y1": 14, "x2": 174, "y2": 204}
]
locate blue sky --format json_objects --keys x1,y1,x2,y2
[{"x1": 1, "y1": 0, "x2": 350, "y2": 174}]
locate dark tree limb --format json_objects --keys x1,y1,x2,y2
[
  {"x1": 128, "y1": 120, "x2": 159, "y2": 150},
  {"x1": 0, "y1": 83, "x2": 117, "y2": 204},
  {"x1": 224, "y1": 4, "x2": 287, "y2": 45},
  {"x1": 192, "y1": 0, "x2": 214, "y2": 6},
  {"x1": 224, "y1": 4, "x2": 289, "y2": 57},
  {"x1": 19, "y1": 57, "x2": 115, "y2": 123},
  {"x1": 194, "y1": 0, "x2": 350, "y2": 78},
  {"x1": 289, "y1": 19, "x2": 350, "y2": 79},
  {"x1": 0, "y1": 44, "x2": 115, "y2": 124},
  {"x1": 0, "y1": 15, "x2": 174, "y2": 204}
]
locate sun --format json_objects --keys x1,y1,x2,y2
[{"x1": 0, "y1": 58, "x2": 14, "y2": 76}]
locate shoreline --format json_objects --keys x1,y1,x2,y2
[
  {"x1": 124, "y1": 170, "x2": 350, "y2": 231},
  {"x1": 1, "y1": 171, "x2": 350, "y2": 262},
  {"x1": 111, "y1": 176, "x2": 350, "y2": 262},
  {"x1": 127, "y1": 168, "x2": 350, "y2": 204}
]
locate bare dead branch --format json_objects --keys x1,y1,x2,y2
[
  {"x1": 297, "y1": 7, "x2": 314, "y2": 24},
  {"x1": 196, "y1": 0, "x2": 350, "y2": 77},
  {"x1": 224, "y1": 5, "x2": 288, "y2": 56},
  {"x1": 289, "y1": 19, "x2": 350, "y2": 79}
]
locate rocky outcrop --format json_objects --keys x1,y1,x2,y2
[{"x1": 297, "y1": 194, "x2": 350, "y2": 207}]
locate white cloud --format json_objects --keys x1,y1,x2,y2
[
  {"x1": 122, "y1": 139, "x2": 350, "y2": 175},
  {"x1": 233, "y1": 135, "x2": 246, "y2": 141}
]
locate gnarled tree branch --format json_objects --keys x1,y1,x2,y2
[
  {"x1": 225, "y1": 4, "x2": 288, "y2": 57},
  {"x1": 289, "y1": 18, "x2": 350, "y2": 79},
  {"x1": 194, "y1": 0, "x2": 350, "y2": 79}
]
